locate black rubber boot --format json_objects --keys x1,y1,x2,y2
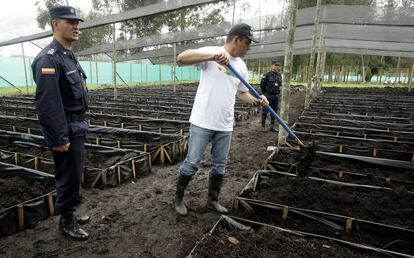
[
  {"x1": 175, "y1": 174, "x2": 192, "y2": 216},
  {"x1": 261, "y1": 113, "x2": 267, "y2": 132},
  {"x1": 59, "y1": 215, "x2": 90, "y2": 241},
  {"x1": 206, "y1": 174, "x2": 228, "y2": 214}
]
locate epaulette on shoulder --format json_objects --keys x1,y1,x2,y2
[{"x1": 46, "y1": 48, "x2": 56, "y2": 56}]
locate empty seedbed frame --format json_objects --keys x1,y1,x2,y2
[
  {"x1": 232, "y1": 170, "x2": 414, "y2": 256},
  {"x1": 0, "y1": 162, "x2": 56, "y2": 237},
  {"x1": 0, "y1": 115, "x2": 187, "y2": 165},
  {"x1": 0, "y1": 110, "x2": 190, "y2": 135},
  {"x1": 264, "y1": 147, "x2": 414, "y2": 182},
  {"x1": 0, "y1": 100, "x2": 251, "y2": 123},
  {"x1": 301, "y1": 111, "x2": 411, "y2": 124},
  {"x1": 188, "y1": 215, "x2": 406, "y2": 257},
  {"x1": 0, "y1": 130, "x2": 151, "y2": 188}
]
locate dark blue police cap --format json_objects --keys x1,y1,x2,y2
[
  {"x1": 49, "y1": 5, "x2": 84, "y2": 22},
  {"x1": 272, "y1": 60, "x2": 280, "y2": 65}
]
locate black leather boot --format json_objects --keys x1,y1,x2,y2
[
  {"x1": 75, "y1": 214, "x2": 90, "y2": 225},
  {"x1": 206, "y1": 174, "x2": 228, "y2": 214},
  {"x1": 59, "y1": 215, "x2": 90, "y2": 241},
  {"x1": 175, "y1": 174, "x2": 192, "y2": 216}
]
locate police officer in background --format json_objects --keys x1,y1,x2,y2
[
  {"x1": 260, "y1": 60, "x2": 282, "y2": 131},
  {"x1": 32, "y1": 6, "x2": 90, "y2": 241}
]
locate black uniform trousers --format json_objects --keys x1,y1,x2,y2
[
  {"x1": 262, "y1": 95, "x2": 279, "y2": 125},
  {"x1": 52, "y1": 136, "x2": 85, "y2": 217}
]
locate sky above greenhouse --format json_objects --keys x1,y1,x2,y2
[{"x1": 0, "y1": 0, "x2": 279, "y2": 58}]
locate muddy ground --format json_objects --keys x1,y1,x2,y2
[
  {"x1": 191, "y1": 219, "x2": 383, "y2": 258},
  {"x1": 0, "y1": 90, "x2": 305, "y2": 258}
]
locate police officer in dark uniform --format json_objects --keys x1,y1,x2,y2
[
  {"x1": 32, "y1": 5, "x2": 90, "y2": 241},
  {"x1": 260, "y1": 60, "x2": 282, "y2": 131}
]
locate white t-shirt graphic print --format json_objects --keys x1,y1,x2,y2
[{"x1": 189, "y1": 46, "x2": 249, "y2": 132}]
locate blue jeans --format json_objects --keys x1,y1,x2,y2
[{"x1": 179, "y1": 124, "x2": 232, "y2": 177}]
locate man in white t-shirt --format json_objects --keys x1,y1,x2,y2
[{"x1": 174, "y1": 23, "x2": 269, "y2": 216}]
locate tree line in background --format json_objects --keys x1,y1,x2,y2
[{"x1": 35, "y1": 0, "x2": 413, "y2": 84}]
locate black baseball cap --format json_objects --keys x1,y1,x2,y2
[
  {"x1": 228, "y1": 23, "x2": 259, "y2": 43},
  {"x1": 272, "y1": 60, "x2": 280, "y2": 65},
  {"x1": 49, "y1": 5, "x2": 84, "y2": 22}
]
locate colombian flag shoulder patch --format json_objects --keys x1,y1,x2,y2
[{"x1": 41, "y1": 68, "x2": 55, "y2": 74}]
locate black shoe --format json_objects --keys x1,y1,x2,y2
[
  {"x1": 75, "y1": 215, "x2": 90, "y2": 225},
  {"x1": 269, "y1": 126, "x2": 278, "y2": 132},
  {"x1": 59, "y1": 216, "x2": 90, "y2": 241}
]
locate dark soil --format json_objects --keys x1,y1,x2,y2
[
  {"x1": 191, "y1": 222, "x2": 383, "y2": 258},
  {"x1": 250, "y1": 175, "x2": 414, "y2": 229},
  {"x1": 0, "y1": 89, "x2": 305, "y2": 258},
  {"x1": 269, "y1": 148, "x2": 414, "y2": 182},
  {"x1": 309, "y1": 169, "x2": 414, "y2": 191},
  {"x1": 0, "y1": 177, "x2": 54, "y2": 210}
]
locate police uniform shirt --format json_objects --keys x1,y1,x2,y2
[
  {"x1": 32, "y1": 38, "x2": 88, "y2": 147},
  {"x1": 260, "y1": 70, "x2": 282, "y2": 97}
]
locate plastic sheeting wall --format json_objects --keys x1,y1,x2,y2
[{"x1": 0, "y1": 57, "x2": 200, "y2": 87}]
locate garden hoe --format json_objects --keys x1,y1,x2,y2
[{"x1": 227, "y1": 63, "x2": 315, "y2": 176}]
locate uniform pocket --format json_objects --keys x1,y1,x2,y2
[{"x1": 66, "y1": 70, "x2": 84, "y2": 99}]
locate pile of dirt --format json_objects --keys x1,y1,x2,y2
[
  {"x1": 0, "y1": 177, "x2": 54, "y2": 210},
  {"x1": 191, "y1": 223, "x2": 383, "y2": 258}
]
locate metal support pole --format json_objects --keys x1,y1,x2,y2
[
  {"x1": 173, "y1": 43, "x2": 177, "y2": 92},
  {"x1": 95, "y1": 56, "x2": 99, "y2": 88},
  {"x1": 130, "y1": 63, "x2": 133, "y2": 84},
  {"x1": 21, "y1": 43, "x2": 29, "y2": 94},
  {"x1": 89, "y1": 60, "x2": 93, "y2": 85},
  {"x1": 112, "y1": 24, "x2": 117, "y2": 99},
  {"x1": 140, "y1": 59, "x2": 143, "y2": 84},
  {"x1": 410, "y1": 63, "x2": 414, "y2": 91},
  {"x1": 159, "y1": 64, "x2": 162, "y2": 85},
  {"x1": 29, "y1": 58, "x2": 34, "y2": 86}
]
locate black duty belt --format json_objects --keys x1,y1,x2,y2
[{"x1": 66, "y1": 113, "x2": 86, "y2": 123}]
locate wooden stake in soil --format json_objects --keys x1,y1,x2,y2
[
  {"x1": 282, "y1": 206, "x2": 289, "y2": 220},
  {"x1": 116, "y1": 166, "x2": 122, "y2": 185},
  {"x1": 34, "y1": 157, "x2": 40, "y2": 170},
  {"x1": 14, "y1": 153, "x2": 20, "y2": 165},
  {"x1": 47, "y1": 194, "x2": 55, "y2": 215},
  {"x1": 345, "y1": 218, "x2": 354, "y2": 232},
  {"x1": 131, "y1": 159, "x2": 136, "y2": 178},
  {"x1": 17, "y1": 205, "x2": 24, "y2": 231}
]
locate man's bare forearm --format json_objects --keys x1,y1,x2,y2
[
  {"x1": 237, "y1": 91, "x2": 269, "y2": 107},
  {"x1": 177, "y1": 50, "x2": 214, "y2": 65}
]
